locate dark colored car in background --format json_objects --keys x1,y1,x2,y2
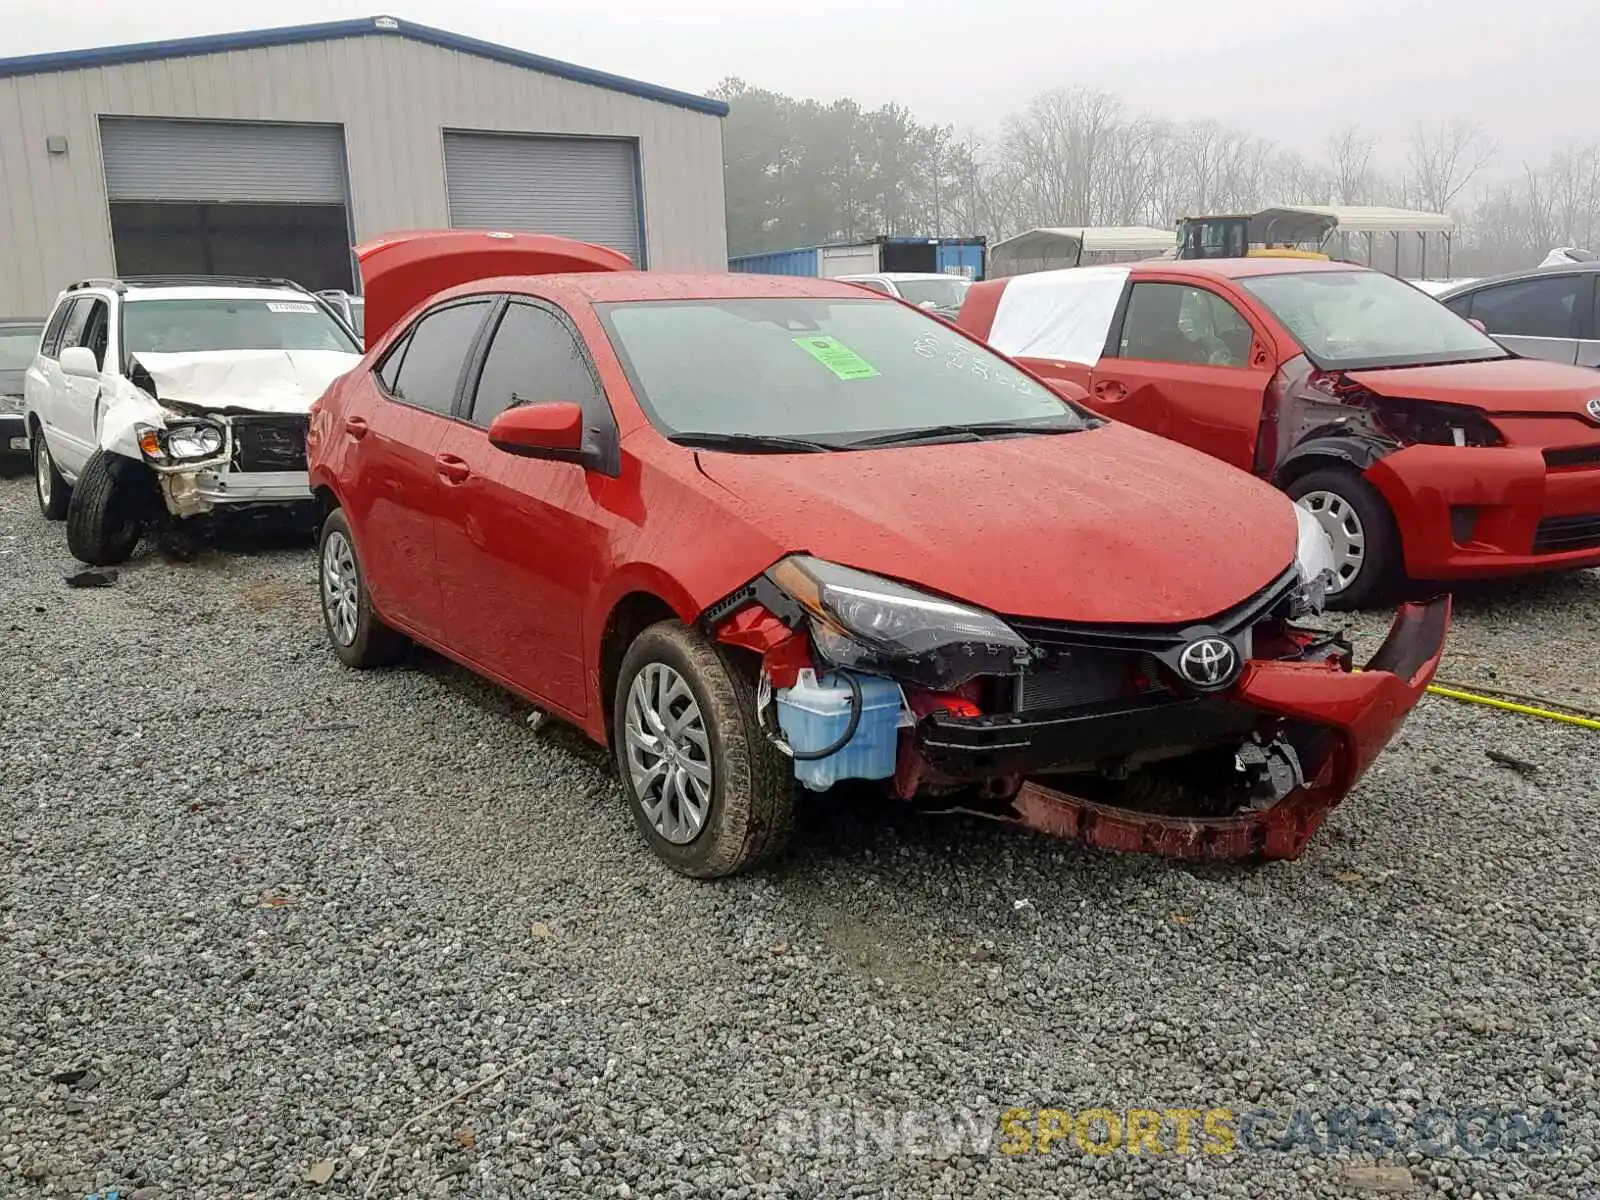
[
  {"x1": 1437, "y1": 261, "x2": 1600, "y2": 367},
  {"x1": 0, "y1": 317, "x2": 43, "y2": 457}
]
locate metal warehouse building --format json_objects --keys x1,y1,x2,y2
[{"x1": 0, "y1": 14, "x2": 729, "y2": 314}]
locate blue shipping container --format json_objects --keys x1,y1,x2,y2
[
  {"x1": 729, "y1": 236, "x2": 987, "y2": 278},
  {"x1": 727, "y1": 247, "x2": 821, "y2": 276}
]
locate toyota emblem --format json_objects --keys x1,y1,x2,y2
[
  {"x1": 1587, "y1": 398, "x2": 1600, "y2": 423},
  {"x1": 1177, "y1": 637, "x2": 1239, "y2": 689}
]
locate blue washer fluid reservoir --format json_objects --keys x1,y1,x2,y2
[{"x1": 774, "y1": 668, "x2": 904, "y2": 791}]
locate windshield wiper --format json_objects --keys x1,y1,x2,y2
[
  {"x1": 668, "y1": 431, "x2": 844, "y2": 454},
  {"x1": 846, "y1": 419, "x2": 1084, "y2": 449}
]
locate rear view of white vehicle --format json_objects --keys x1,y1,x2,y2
[{"x1": 24, "y1": 275, "x2": 362, "y2": 565}]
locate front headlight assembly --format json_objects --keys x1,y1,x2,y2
[
  {"x1": 1290, "y1": 502, "x2": 1338, "y2": 616},
  {"x1": 136, "y1": 419, "x2": 227, "y2": 465},
  {"x1": 763, "y1": 554, "x2": 1031, "y2": 688}
]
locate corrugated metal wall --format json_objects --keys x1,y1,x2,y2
[{"x1": 0, "y1": 34, "x2": 727, "y2": 313}]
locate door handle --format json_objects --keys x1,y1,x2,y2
[
  {"x1": 435, "y1": 453, "x2": 471, "y2": 484},
  {"x1": 1093, "y1": 380, "x2": 1126, "y2": 400},
  {"x1": 344, "y1": 416, "x2": 369, "y2": 439}
]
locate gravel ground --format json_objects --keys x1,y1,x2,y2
[{"x1": 2, "y1": 467, "x2": 1598, "y2": 1200}]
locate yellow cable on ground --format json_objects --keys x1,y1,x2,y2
[
  {"x1": 1421, "y1": 683, "x2": 1600, "y2": 731},
  {"x1": 1352, "y1": 667, "x2": 1600, "y2": 730}
]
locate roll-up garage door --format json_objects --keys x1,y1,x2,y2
[
  {"x1": 443, "y1": 132, "x2": 642, "y2": 265},
  {"x1": 100, "y1": 117, "x2": 348, "y2": 203}
]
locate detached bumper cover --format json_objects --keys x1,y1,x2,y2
[{"x1": 958, "y1": 596, "x2": 1451, "y2": 861}]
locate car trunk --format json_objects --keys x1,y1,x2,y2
[{"x1": 355, "y1": 230, "x2": 634, "y2": 346}]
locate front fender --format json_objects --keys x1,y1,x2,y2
[{"x1": 97, "y1": 382, "x2": 164, "y2": 459}]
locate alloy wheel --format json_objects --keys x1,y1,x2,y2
[
  {"x1": 624, "y1": 662, "x2": 714, "y2": 845},
  {"x1": 1297, "y1": 490, "x2": 1366, "y2": 593},
  {"x1": 321, "y1": 530, "x2": 360, "y2": 647},
  {"x1": 35, "y1": 439, "x2": 51, "y2": 508}
]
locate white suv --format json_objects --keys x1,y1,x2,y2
[{"x1": 25, "y1": 275, "x2": 362, "y2": 565}]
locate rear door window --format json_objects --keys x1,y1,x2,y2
[
  {"x1": 1467, "y1": 276, "x2": 1583, "y2": 339},
  {"x1": 387, "y1": 300, "x2": 493, "y2": 416},
  {"x1": 40, "y1": 298, "x2": 78, "y2": 359},
  {"x1": 56, "y1": 299, "x2": 92, "y2": 359}
]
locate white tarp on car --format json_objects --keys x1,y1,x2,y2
[
  {"x1": 987, "y1": 266, "x2": 1131, "y2": 366},
  {"x1": 132, "y1": 349, "x2": 360, "y2": 414}
]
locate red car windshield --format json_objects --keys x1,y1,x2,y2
[
  {"x1": 597, "y1": 297, "x2": 1084, "y2": 446},
  {"x1": 1242, "y1": 270, "x2": 1508, "y2": 370}
]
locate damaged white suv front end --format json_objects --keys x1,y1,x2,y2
[
  {"x1": 25, "y1": 279, "x2": 362, "y2": 565},
  {"x1": 114, "y1": 349, "x2": 358, "y2": 519}
]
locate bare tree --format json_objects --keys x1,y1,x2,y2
[
  {"x1": 1325, "y1": 124, "x2": 1378, "y2": 204},
  {"x1": 1405, "y1": 118, "x2": 1498, "y2": 211}
]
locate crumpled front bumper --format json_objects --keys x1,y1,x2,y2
[{"x1": 983, "y1": 596, "x2": 1451, "y2": 861}]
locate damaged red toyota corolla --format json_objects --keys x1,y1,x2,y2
[{"x1": 305, "y1": 231, "x2": 1451, "y2": 878}]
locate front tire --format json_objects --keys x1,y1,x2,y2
[
  {"x1": 65, "y1": 450, "x2": 150, "y2": 565},
  {"x1": 613, "y1": 621, "x2": 794, "y2": 878},
  {"x1": 1288, "y1": 467, "x2": 1401, "y2": 610},
  {"x1": 33, "y1": 430, "x2": 70, "y2": 521},
  {"x1": 318, "y1": 507, "x2": 407, "y2": 668}
]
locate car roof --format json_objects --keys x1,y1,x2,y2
[
  {"x1": 1436, "y1": 260, "x2": 1600, "y2": 299},
  {"x1": 1132, "y1": 257, "x2": 1370, "y2": 280},
  {"x1": 117, "y1": 285, "x2": 322, "y2": 303},
  {"x1": 447, "y1": 272, "x2": 896, "y2": 305}
]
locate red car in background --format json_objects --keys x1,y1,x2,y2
[
  {"x1": 958, "y1": 259, "x2": 1600, "y2": 607},
  {"x1": 306, "y1": 231, "x2": 1448, "y2": 878}
]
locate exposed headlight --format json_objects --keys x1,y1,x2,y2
[
  {"x1": 136, "y1": 420, "x2": 226, "y2": 464},
  {"x1": 1290, "y1": 502, "x2": 1337, "y2": 616},
  {"x1": 0, "y1": 394, "x2": 22, "y2": 413},
  {"x1": 765, "y1": 554, "x2": 1030, "y2": 688}
]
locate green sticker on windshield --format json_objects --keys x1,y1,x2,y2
[{"x1": 792, "y1": 335, "x2": 879, "y2": 380}]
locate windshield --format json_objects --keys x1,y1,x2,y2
[
  {"x1": 124, "y1": 298, "x2": 360, "y2": 355},
  {"x1": 597, "y1": 298, "x2": 1085, "y2": 446},
  {"x1": 892, "y1": 278, "x2": 970, "y2": 309},
  {"x1": 0, "y1": 326, "x2": 41, "y2": 370},
  {"x1": 1242, "y1": 269, "x2": 1507, "y2": 369}
]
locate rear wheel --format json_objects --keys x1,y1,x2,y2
[
  {"x1": 65, "y1": 450, "x2": 151, "y2": 565},
  {"x1": 318, "y1": 507, "x2": 407, "y2": 668},
  {"x1": 33, "y1": 430, "x2": 69, "y2": 521},
  {"x1": 613, "y1": 620, "x2": 794, "y2": 878},
  {"x1": 1288, "y1": 467, "x2": 1400, "y2": 610}
]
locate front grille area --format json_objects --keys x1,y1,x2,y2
[
  {"x1": 1533, "y1": 513, "x2": 1600, "y2": 554},
  {"x1": 231, "y1": 415, "x2": 309, "y2": 473},
  {"x1": 1004, "y1": 566, "x2": 1299, "y2": 711},
  {"x1": 1543, "y1": 446, "x2": 1600, "y2": 469},
  {"x1": 1016, "y1": 647, "x2": 1164, "y2": 711}
]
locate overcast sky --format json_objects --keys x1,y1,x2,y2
[{"x1": 9, "y1": 0, "x2": 1596, "y2": 168}]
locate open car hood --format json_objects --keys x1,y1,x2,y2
[
  {"x1": 356, "y1": 230, "x2": 635, "y2": 344},
  {"x1": 1345, "y1": 357, "x2": 1600, "y2": 416},
  {"x1": 131, "y1": 349, "x2": 361, "y2": 415}
]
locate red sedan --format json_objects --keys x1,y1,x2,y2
[
  {"x1": 958, "y1": 259, "x2": 1600, "y2": 607},
  {"x1": 306, "y1": 231, "x2": 1448, "y2": 877}
]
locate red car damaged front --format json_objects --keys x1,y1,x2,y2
[
  {"x1": 695, "y1": 432, "x2": 1450, "y2": 860},
  {"x1": 313, "y1": 236, "x2": 1448, "y2": 874}
]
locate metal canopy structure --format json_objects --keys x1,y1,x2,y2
[{"x1": 990, "y1": 226, "x2": 1176, "y2": 277}]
